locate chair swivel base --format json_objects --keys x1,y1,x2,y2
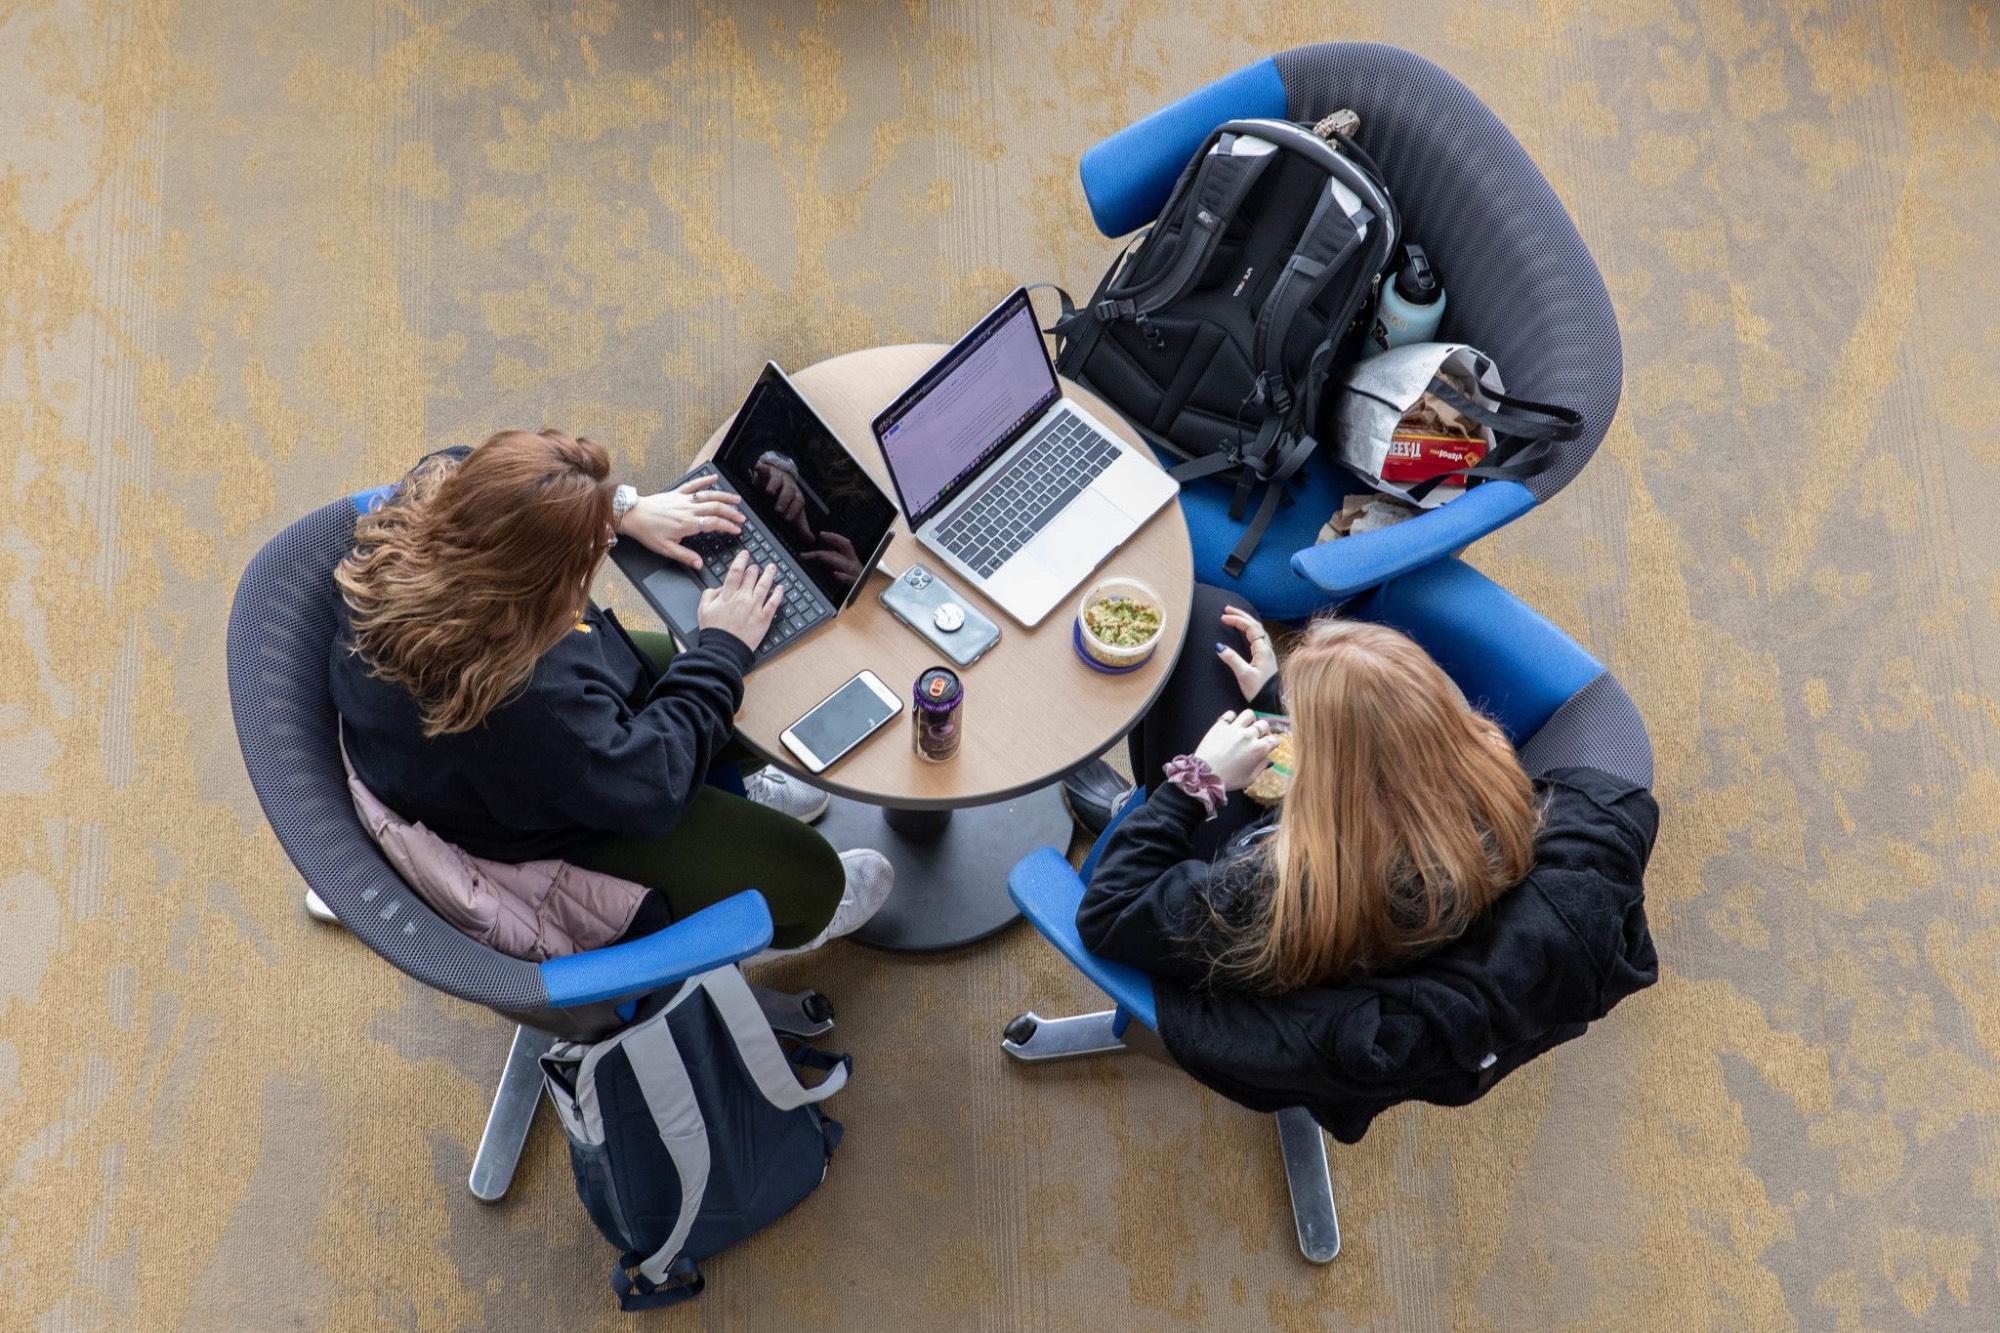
[
  {"x1": 1276, "y1": 1106, "x2": 1341, "y2": 1263},
  {"x1": 470, "y1": 1025, "x2": 557, "y2": 1202},
  {"x1": 756, "y1": 985, "x2": 836, "y2": 1039},
  {"x1": 813, "y1": 786, "x2": 1072, "y2": 952},
  {"x1": 1002, "y1": 1006, "x2": 1339, "y2": 1264},
  {"x1": 1000, "y1": 1009, "x2": 1131, "y2": 1061}
]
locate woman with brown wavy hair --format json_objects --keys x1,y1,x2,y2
[
  {"x1": 330, "y1": 430, "x2": 890, "y2": 956},
  {"x1": 1070, "y1": 584, "x2": 1655, "y2": 994}
]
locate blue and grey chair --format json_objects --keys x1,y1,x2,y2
[
  {"x1": 1003, "y1": 557, "x2": 1652, "y2": 1262},
  {"x1": 227, "y1": 491, "x2": 833, "y2": 1201},
  {"x1": 1072, "y1": 43, "x2": 1623, "y2": 620}
]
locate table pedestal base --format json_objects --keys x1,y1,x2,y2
[{"x1": 813, "y1": 785, "x2": 1073, "y2": 952}]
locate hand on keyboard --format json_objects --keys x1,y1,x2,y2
[
  {"x1": 621, "y1": 473, "x2": 746, "y2": 568},
  {"x1": 698, "y1": 551, "x2": 785, "y2": 652}
]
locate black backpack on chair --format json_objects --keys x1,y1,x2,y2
[{"x1": 1048, "y1": 115, "x2": 1400, "y2": 575}]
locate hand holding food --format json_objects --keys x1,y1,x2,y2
[
  {"x1": 1243, "y1": 721, "x2": 1294, "y2": 805},
  {"x1": 1193, "y1": 709, "x2": 1283, "y2": 792}
]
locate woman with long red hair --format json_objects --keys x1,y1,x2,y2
[{"x1": 330, "y1": 430, "x2": 890, "y2": 957}]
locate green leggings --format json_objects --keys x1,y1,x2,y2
[{"x1": 566, "y1": 630, "x2": 845, "y2": 949}]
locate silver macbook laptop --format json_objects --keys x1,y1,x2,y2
[{"x1": 870, "y1": 288, "x2": 1178, "y2": 626}]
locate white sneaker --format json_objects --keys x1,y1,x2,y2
[
  {"x1": 748, "y1": 849, "x2": 893, "y2": 963},
  {"x1": 744, "y1": 768, "x2": 831, "y2": 824}
]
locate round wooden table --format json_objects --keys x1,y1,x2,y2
[{"x1": 698, "y1": 345, "x2": 1193, "y2": 951}]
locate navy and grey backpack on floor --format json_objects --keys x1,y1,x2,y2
[
  {"x1": 1050, "y1": 114, "x2": 1400, "y2": 574},
  {"x1": 540, "y1": 967, "x2": 848, "y2": 1311}
]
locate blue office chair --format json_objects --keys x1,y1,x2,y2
[
  {"x1": 1002, "y1": 557, "x2": 1652, "y2": 1262},
  {"x1": 227, "y1": 490, "x2": 834, "y2": 1201},
  {"x1": 1071, "y1": 43, "x2": 1623, "y2": 620}
]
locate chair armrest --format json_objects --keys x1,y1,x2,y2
[
  {"x1": 1008, "y1": 848, "x2": 1158, "y2": 1029},
  {"x1": 1079, "y1": 58, "x2": 1287, "y2": 237},
  {"x1": 1078, "y1": 786, "x2": 1145, "y2": 882},
  {"x1": 1350, "y1": 557, "x2": 1602, "y2": 745},
  {"x1": 539, "y1": 889, "x2": 773, "y2": 1008},
  {"x1": 1289, "y1": 479, "x2": 1536, "y2": 603},
  {"x1": 350, "y1": 484, "x2": 396, "y2": 515}
]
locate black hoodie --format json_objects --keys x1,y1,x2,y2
[
  {"x1": 1076, "y1": 767, "x2": 1660, "y2": 1143},
  {"x1": 328, "y1": 448, "x2": 753, "y2": 864}
]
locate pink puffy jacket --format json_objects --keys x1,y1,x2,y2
[{"x1": 343, "y1": 745, "x2": 647, "y2": 961}]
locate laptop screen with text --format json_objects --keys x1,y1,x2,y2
[{"x1": 874, "y1": 291, "x2": 1060, "y2": 527}]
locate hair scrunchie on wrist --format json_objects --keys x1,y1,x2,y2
[{"x1": 1163, "y1": 754, "x2": 1226, "y2": 819}]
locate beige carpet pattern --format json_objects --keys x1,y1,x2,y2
[{"x1": 4, "y1": 1, "x2": 1999, "y2": 1328}]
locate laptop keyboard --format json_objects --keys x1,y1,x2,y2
[
  {"x1": 935, "y1": 410, "x2": 1120, "y2": 578},
  {"x1": 688, "y1": 525, "x2": 829, "y2": 654}
]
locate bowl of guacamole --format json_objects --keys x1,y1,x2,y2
[{"x1": 1076, "y1": 576, "x2": 1166, "y2": 670}]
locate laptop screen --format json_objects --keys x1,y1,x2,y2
[
  {"x1": 714, "y1": 365, "x2": 898, "y2": 608},
  {"x1": 873, "y1": 289, "x2": 1060, "y2": 527}
]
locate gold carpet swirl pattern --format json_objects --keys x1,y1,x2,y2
[{"x1": 3, "y1": 2, "x2": 1998, "y2": 1328}]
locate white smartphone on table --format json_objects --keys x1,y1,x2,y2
[{"x1": 780, "y1": 670, "x2": 903, "y2": 773}]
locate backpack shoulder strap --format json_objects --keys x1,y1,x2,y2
[
  {"x1": 1100, "y1": 135, "x2": 1273, "y2": 320},
  {"x1": 1251, "y1": 183, "x2": 1369, "y2": 386},
  {"x1": 697, "y1": 967, "x2": 851, "y2": 1108},
  {"x1": 619, "y1": 1014, "x2": 714, "y2": 1287}
]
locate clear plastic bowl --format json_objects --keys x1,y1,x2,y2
[{"x1": 1076, "y1": 576, "x2": 1167, "y2": 670}]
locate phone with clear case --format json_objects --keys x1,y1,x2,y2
[{"x1": 880, "y1": 564, "x2": 1000, "y2": 667}]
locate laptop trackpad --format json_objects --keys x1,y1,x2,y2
[
  {"x1": 1029, "y1": 489, "x2": 1125, "y2": 570},
  {"x1": 983, "y1": 491, "x2": 1125, "y2": 625},
  {"x1": 642, "y1": 567, "x2": 704, "y2": 645}
]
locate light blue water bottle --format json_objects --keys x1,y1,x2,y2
[{"x1": 1366, "y1": 244, "x2": 1446, "y2": 354}]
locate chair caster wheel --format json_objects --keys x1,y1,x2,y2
[
  {"x1": 1004, "y1": 1013, "x2": 1038, "y2": 1046},
  {"x1": 802, "y1": 992, "x2": 834, "y2": 1025}
]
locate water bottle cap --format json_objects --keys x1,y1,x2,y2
[{"x1": 1394, "y1": 244, "x2": 1439, "y2": 303}]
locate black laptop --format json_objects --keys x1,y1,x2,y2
[{"x1": 613, "y1": 363, "x2": 898, "y2": 665}]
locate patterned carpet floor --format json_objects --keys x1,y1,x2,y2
[{"x1": 3, "y1": 1, "x2": 1998, "y2": 1328}]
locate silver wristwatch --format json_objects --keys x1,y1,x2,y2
[{"x1": 611, "y1": 483, "x2": 639, "y2": 524}]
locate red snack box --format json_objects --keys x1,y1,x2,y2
[{"x1": 1381, "y1": 429, "x2": 1488, "y2": 484}]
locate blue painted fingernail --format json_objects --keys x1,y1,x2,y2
[{"x1": 1215, "y1": 642, "x2": 1227, "y2": 653}]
